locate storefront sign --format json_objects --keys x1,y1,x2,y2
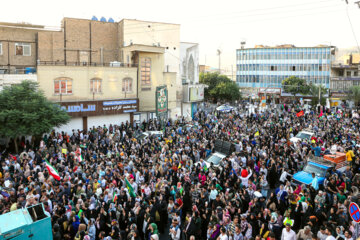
[
  {"x1": 259, "y1": 88, "x2": 281, "y2": 94},
  {"x1": 59, "y1": 99, "x2": 139, "y2": 117}
]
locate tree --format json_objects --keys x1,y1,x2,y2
[
  {"x1": 209, "y1": 81, "x2": 241, "y2": 102},
  {"x1": 348, "y1": 85, "x2": 360, "y2": 107},
  {"x1": 199, "y1": 72, "x2": 240, "y2": 102},
  {"x1": 0, "y1": 81, "x2": 70, "y2": 153},
  {"x1": 282, "y1": 76, "x2": 310, "y2": 97},
  {"x1": 309, "y1": 84, "x2": 327, "y2": 106}
]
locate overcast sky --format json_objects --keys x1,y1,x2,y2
[{"x1": 2, "y1": 0, "x2": 360, "y2": 71}]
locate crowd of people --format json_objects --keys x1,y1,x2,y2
[{"x1": 0, "y1": 102, "x2": 360, "y2": 240}]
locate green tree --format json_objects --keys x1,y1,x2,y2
[
  {"x1": 282, "y1": 76, "x2": 310, "y2": 97},
  {"x1": 309, "y1": 84, "x2": 327, "y2": 106},
  {"x1": 199, "y1": 72, "x2": 240, "y2": 101},
  {"x1": 0, "y1": 81, "x2": 70, "y2": 153},
  {"x1": 209, "y1": 81, "x2": 241, "y2": 102},
  {"x1": 348, "y1": 85, "x2": 360, "y2": 106}
]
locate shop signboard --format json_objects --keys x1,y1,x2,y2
[{"x1": 58, "y1": 99, "x2": 139, "y2": 117}]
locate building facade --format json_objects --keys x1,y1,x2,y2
[
  {"x1": 330, "y1": 54, "x2": 360, "y2": 106},
  {"x1": 0, "y1": 17, "x2": 201, "y2": 132},
  {"x1": 236, "y1": 45, "x2": 335, "y2": 92}
]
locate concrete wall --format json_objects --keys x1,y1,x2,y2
[
  {"x1": 136, "y1": 52, "x2": 177, "y2": 112},
  {"x1": 180, "y1": 42, "x2": 199, "y2": 84},
  {"x1": 37, "y1": 65, "x2": 137, "y2": 102},
  {"x1": 121, "y1": 19, "x2": 181, "y2": 95}
]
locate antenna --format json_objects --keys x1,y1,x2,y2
[
  {"x1": 241, "y1": 39, "x2": 246, "y2": 49},
  {"x1": 217, "y1": 49, "x2": 222, "y2": 74}
]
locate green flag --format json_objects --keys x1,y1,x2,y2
[
  {"x1": 203, "y1": 164, "x2": 208, "y2": 172},
  {"x1": 125, "y1": 178, "x2": 136, "y2": 198},
  {"x1": 77, "y1": 209, "x2": 83, "y2": 218}
]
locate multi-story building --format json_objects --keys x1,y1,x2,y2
[
  {"x1": 330, "y1": 53, "x2": 360, "y2": 106},
  {"x1": 236, "y1": 45, "x2": 335, "y2": 97},
  {"x1": 0, "y1": 22, "x2": 43, "y2": 90},
  {"x1": 1, "y1": 17, "x2": 201, "y2": 132}
]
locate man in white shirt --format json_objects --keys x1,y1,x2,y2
[
  {"x1": 169, "y1": 219, "x2": 181, "y2": 240},
  {"x1": 281, "y1": 223, "x2": 296, "y2": 240},
  {"x1": 217, "y1": 227, "x2": 229, "y2": 240},
  {"x1": 325, "y1": 227, "x2": 336, "y2": 240}
]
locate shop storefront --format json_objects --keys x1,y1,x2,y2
[
  {"x1": 258, "y1": 87, "x2": 281, "y2": 104},
  {"x1": 57, "y1": 99, "x2": 139, "y2": 133}
]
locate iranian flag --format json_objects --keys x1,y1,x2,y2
[
  {"x1": 78, "y1": 155, "x2": 84, "y2": 162},
  {"x1": 45, "y1": 160, "x2": 61, "y2": 181},
  {"x1": 112, "y1": 191, "x2": 118, "y2": 203}
]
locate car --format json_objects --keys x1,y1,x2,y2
[
  {"x1": 195, "y1": 140, "x2": 235, "y2": 172},
  {"x1": 290, "y1": 130, "x2": 314, "y2": 144},
  {"x1": 216, "y1": 104, "x2": 234, "y2": 112},
  {"x1": 135, "y1": 131, "x2": 163, "y2": 141},
  {"x1": 201, "y1": 152, "x2": 227, "y2": 172}
]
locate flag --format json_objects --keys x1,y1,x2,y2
[
  {"x1": 77, "y1": 209, "x2": 83, "y2": 218},
  {"x1": 78, "y1": 155, "x2": 84, "y2": 162},
  {"x1": 125, "y1": 177, "x2": 136, "y2": 198},
  {"x1": 296, "y1": 111, "x2": 304, "y2": 117},
  {"x1": 45, "y1": 160, "x2": 61, "y2": 181},
  {"x1": 319, "y1": 110, "x2": 323, "y2": 118},
  {"x1": 112, "y1": 191, "x2": 118, "y2": 203},
  {"x1": 178, "y1": 163, "x2": 182, "y2": 169},
  {"x1": 203, "y1": 164, "x2": 208, "y2": 172},
  {"x1": 254, "y1": 131, "x2": 260, "y2": 137}
]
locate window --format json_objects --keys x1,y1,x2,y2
[
  {"x1": 122, "y1": 78, "x2": 133, "y2": 92},
  {"x1": 54, "y1": 77, "x2": 72, "y2": 95},
  {"x1": 90, "y1": 78, "x2": 102, "y2": 93},
  {"x1": 0, "y1": 42, "x2": 2, "y2": 55},
  {"x1": 141, "y1": 57, "x2": 151, "y2": 87},
  {"x1": 15, "y1": 43, "x2": 31, "y2": 56}
]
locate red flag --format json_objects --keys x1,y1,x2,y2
[
  {"x1": 319, "y1": 110, "x2": 323, "y2": 118},
  {"x1": 296, "y1": 111, "x2": 304, "y2": 117}
]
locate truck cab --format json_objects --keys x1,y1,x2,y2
[
  {"x1": 292, "y1": 154, "x2": 348, "y2": 187},
  {"x1": 290, "y1": 130, "x2": 314, "y2": 144},
  {"x1": 292, "y1": 161, "x2": 332, "y2": 186}
]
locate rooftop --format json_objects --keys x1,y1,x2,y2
[{"x1": 237, "y1": 44, "x2": 335, "y2": 50}]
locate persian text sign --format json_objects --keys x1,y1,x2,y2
[{"x1": 59, "y1": 99, "x2": 139, "y2": 117}]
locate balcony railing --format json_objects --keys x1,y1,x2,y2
[
  {"x1": 331, "y1": 77, "x2": 360, "y2": 81},
  {"x1": 37, "y1": 61, "x2": 138, "y2": 68}
]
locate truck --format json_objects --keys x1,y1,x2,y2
[{"x1": 292, "y1": 152, "x2": 348, "y2": 187}]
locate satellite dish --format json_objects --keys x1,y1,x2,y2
[
  {"x1": 91, "y1": 16, "x2": 98, "y2": 21},
  {"x1": 108, "y1": 18, "x2": 115, "y2": 23},
  {"x1": 100, "y1": 17, "x2": 106, "y2": 22}
]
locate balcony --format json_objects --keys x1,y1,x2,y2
[
  {"x1": 37, "y1": 61, "x2": 138, "y2": 68},
  {"x1": 331, "y1": 76, "x2": 360, "y2": 81}
]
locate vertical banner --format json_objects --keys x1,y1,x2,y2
[
  {"x1": 191, "y1": 102, "x2": 197, "y2": 119},
  {"x1": 156, "y1": 86, "x2": 168, "y2": 118}
]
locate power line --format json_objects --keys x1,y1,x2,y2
[{"x1": 345, "y1": 6, "x2": 360, "y2": 53}]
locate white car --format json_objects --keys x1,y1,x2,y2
[{"x1": 290, "y1": 130, "x2": 314, "y2": 144}]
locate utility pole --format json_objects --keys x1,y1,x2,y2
[{"x1": 318, "y1": 84, "x2": 321, "y2": 106}]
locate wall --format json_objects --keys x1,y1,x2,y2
[
  {"x1": 136, "y1": 52, "x2": 176, "y2": 112},
  {"x1": 0, "y1": 26, "x2": 40, "y2": 68},
  {"x1": 87, "y1": 114, "x2": 129, "y2": 129},
  {"x1": 180, "y1": 42, "x2": 199, "y2": 84},
  {"x1": 38, "y1": 18, "x2": 119, "y2": 64},
  {"x1": 0, "y1": 74, "x2": 37, "y2": 91},
  {"x1": 121, "y1": 19, "x2": 181, "y2": 101},
  {"x1": 37, "y1": 65, "x2": 137, "y2": 101}
]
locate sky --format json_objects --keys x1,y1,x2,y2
[{"x1": 2, "y1": 0, "x2": 360, "y2": 71}]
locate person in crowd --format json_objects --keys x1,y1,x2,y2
[{"x1": 0, "y1": 102, "x2": 359, "y2": 240}]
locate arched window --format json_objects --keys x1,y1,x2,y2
[
  {"x1": 54, "y1": 77, "x2": 72, "y2": 94},
  {"x1": 90, "y1": 77, "x2": 102, "y2": 93},
  {"x1": 122, "y1": 78, "x2": 133, "y2": 93}
]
